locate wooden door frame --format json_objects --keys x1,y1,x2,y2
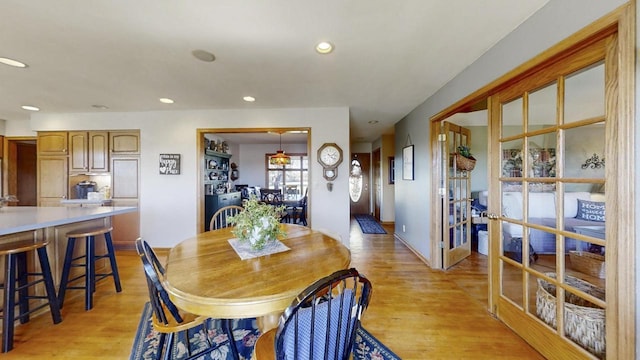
[
  {"x1": 428, "y1": 4, "x2": 634, "y2": 359},
  {"x1": 3, "y1": 136, "x2": 38, "y2": 198},
  {"x1": 195, "y1": 128, "x2": 311, "y2": 233},
  {"x1": 372, "y1": 148, "x2": 381, "y2": 220}
]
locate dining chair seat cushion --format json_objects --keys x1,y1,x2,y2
[{"x1": 281, "y1": 290, "x2": 355, "y2": 360}]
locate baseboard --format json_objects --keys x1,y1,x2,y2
[{"x1": 394, "y1": 233, "x2": 431, "y2": 268}]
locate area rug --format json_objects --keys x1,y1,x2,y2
[
  {"x1": 131, "y1": 302, "x2": 401, "y2": 359},
  {"x1": 354, "y1": 214, "x2": 387, "y2": 234}
]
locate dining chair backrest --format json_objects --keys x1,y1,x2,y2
[
  {"x1": 210, "y1": 205, "x2": 244, "y2": 231},
  {"x1": 274, "y1": 268, "x2": 372, "y2": 360},
  {"x1": 135, "y1": 238, "x2": 183, "y2": 325},
  {"x1": 261, "y1": 190, "x2": 283, "y2": 205}
]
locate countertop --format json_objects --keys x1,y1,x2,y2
[
  {"x1": 60, "y1": 199, "x2": 113, "y2": 206},
  {"x1": 0, "y1": 206, "x2": 137, "y2": 236}
]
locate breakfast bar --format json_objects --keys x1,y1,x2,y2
[{"x1": 0, "y1": 206, "x2": 137, "y2": 294}]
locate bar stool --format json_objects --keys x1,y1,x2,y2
[
  {"x1": 58, "y1": 226, "x2": 122, "y2": 311},
  {"x1": 0, "y1": 238, "x2": 62, "y2": 352}
]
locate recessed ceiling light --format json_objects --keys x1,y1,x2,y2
[
  {"x1": 21, "y1": 105, "x2": 40, "y2": 111},
  {"x1": 315, "y1": 41, "x2": 334, "y2": 54},
  {"x1": 192, "y1": 49, "x2": 216, "y2": 62},
  {"x1": 159, "y1": 98, "x2": 174, "y2": 104},
  {"x1": 243, "y1": 96, "x2": 256, "y2": 102},
  {"x1": 368, "y1": 120, "x2": 379, "y2": 124},
  {"x1": 92, "y1": 104, "x2": 109, "y2": 109},
  {"x1": 0, "y1": 57, "x2": 27, "y2": 68}
]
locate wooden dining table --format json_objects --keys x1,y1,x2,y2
[{"x1": 163, "y1": 223, "x2": 351, "y2": 329}]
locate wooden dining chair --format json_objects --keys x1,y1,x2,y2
[
  {"x1": 135, "y1": 238, "x2": 245, "y2": 360},
  {"x1": 253, "y1": 268, "x2": 372, "y2": 360},
  {"x1": 210, "y1": 205, "x2": 245, "y2": 231}
]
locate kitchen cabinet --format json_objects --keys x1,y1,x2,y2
[
  {"x1": 110, "y1": 131, "x2": 140, "y2": 155},
  {"x1": 37, "y1": 156, "x2": 68, "y2": 206},
  {"x1": 110, "y1": 199, "x2": 140, "y2": 250},
  {"x1": 111, "y1": 157, "x2": 139, "y2": 199},
  {"x1": 204, "y1": 191, "x2": 241, "y2": 231},
  {"x1": 69, "y1": 131, "x2": 109, "y2": 173},
  {"x1": 37, "y1": 131, "x2": 68, "y2": 155}
]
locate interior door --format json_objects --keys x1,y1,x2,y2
[
  {"x1": 442, "y1": 122, "x2": 472, "y2": 269},
  {"x1": 349, "y1": 152, "x2": 370, "y2": 215},
  {"x1": 489, "y1": 35, "x2": 613, "y2": 360}
]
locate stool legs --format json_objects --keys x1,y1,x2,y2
[
  {"x1": 3, "y1": 254, "x2": 17, "y2": 353},
  {"x1": 57, "y1": 237, "x2": 77, "y2": 309},
  {"x1": 59, "y1": 231, "x2": 122, "y2": 311},
  {"x1": 104, "y1": 232, "x2": 122, "y2": 293},
  {"x1": 2, "y1": 247, "x2": 61, "y2": 353}
]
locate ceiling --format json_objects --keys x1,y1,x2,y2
[{"x1": 0, "y1": 0, "x2": 549, "y2": 142}]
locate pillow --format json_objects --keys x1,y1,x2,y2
[{"x1": 575, "y1": 199, "x2": 605, "y2": 222}]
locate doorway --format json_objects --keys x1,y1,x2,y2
[
  {"x1": 4, "y1": 137, "x2": 37, "y2": 205},
  {"x1": 349, "y1": 152, "x2": 370, "y2": 216}
]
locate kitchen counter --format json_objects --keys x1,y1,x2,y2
[
  {"x1": 0, "y1": 206, "x2": 137, "y2": 236},
  {"x1": 59, "y1": 199, "x2": 113, "y2": 207}
]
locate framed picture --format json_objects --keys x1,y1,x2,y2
[
  {"x1": 389, "y1": 157, "x2": 395, "y2": 184},
  {"x1": 402, "y1": 145, "x2": 414, "y2": 180},
  {"x1": 159, "y1": 154, "x2": 181, "y2": 175}
]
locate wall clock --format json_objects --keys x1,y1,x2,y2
[{"x1": 317, "y1": 143, "x2": 343, "y2": 181}]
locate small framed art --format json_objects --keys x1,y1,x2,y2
[
  {"x1": 402, "y1": 145, "x2": 414, "y2": 180},
  {"x1": 159, "y1": 154, "x2": 181, "y2": 175}
]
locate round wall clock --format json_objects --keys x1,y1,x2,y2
[{"x1": 317, "y1": 143, "x2": 343, "y2": 181}]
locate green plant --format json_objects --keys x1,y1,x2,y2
[
  {"x1": 457, "y1": 145, "x2": 475, "y2": 159},
  {"x1": 227, "y1": 196, "x2": 287, "y2": 250}
]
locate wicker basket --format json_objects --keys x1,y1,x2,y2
[
  {"x1": 455, "y1": 154, "x2": 476, "y2": 171},
  {"x1": 569, "y1": 251, "x2": 605, "y2": 279},
  {"x1": 536, "y1": 274, "x2": 605, "y2": 359}
]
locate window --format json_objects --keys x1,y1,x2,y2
[{"x1": 265, "y1": 153, "x2": 308, "y2": 198}]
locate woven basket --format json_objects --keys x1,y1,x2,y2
[
  {"x1": 455, "y1": 154, "x2": 476, "y2": 171},
  {"x1": 569, "y1": 251, "x2": 605, "y2": 279},
  {"x1": 536, "y1": 274, "x2": 605, "y2": 359}
]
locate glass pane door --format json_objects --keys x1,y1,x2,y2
[{"x1": 491, "y1": 38, "x2": 609, "y2": 359}]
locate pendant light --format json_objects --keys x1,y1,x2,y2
[{"x1": 269, "y1": 132, "x2": 291, "y2": 166}]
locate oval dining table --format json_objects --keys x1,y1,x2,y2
[{"x1": 163, "y1": 223, "x2": 351, "y2": 330}]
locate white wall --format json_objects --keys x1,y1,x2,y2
[{"x1": 27, "y1": 107, "x2": 351, "y2": 248}]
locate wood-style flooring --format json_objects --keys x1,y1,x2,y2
[{"x1": 1, "y1": 219, "x2": 544, "y2": 359}]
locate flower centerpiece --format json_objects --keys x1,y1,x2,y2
[
  {"x1": 456, "y1": 145, "x2": 476, "y2": 171},
  {"x1": 227, "y1": 196, "x2": 287, "y2": 250}
]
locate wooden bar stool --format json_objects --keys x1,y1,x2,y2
[
  {"x1": 58, "y1": 226, "x2": 122, "y2": 311},
  {"x1": 0, "y1": 238, "x2": 62, "y2": 352}
]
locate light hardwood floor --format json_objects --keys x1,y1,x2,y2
[{"x1": 1, "y1": 220, "x2": 544, "y2": 359}]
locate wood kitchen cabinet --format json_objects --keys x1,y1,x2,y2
[
  {"x1": 69, "y1": 131, "x2": 109, "y2": 173},
  {"x1": 109, "y1": 131, "x2": 140, "y2": 155},
  {"x1": 37, "y1": 131, "x2": 68, "y2": 155},
  {"x1": 37, "y1": 156, "x2": 68, "y2": 206}
]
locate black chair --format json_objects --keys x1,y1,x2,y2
[
  {"x1": 253, "y1": 268, "x2": 373, "y2": 360},
  {"x1": 286, "y1": 195, "x2": 307, "y2": 226},
  {"x1": 0, "y1": 238, "x2": 62, "y2": 352},
  {"x1": 209, "y1": 205, "x2": 244, "y2": 230},
  {"x1": 135, "y1": 238, "x2": 244, "y2": 360}
]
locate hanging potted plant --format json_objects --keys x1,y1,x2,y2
[
  {"x1": 456, "y1": 145, "x2": 476, "y2": 171},
  {"x1": 227, "y1": 196, "x2": 287, "y2": 250}
]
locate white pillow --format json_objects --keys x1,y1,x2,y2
[
  {"x1": 502, "y1": 192, "x2": 523, "y2": 220},
  {"x1": 529, "y1": 192, "x2": 555, "y2": 218}
]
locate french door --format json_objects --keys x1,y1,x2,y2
[
  {"x1": 489, "y1": 33, "x2": 615, "y2": 360},
  {"x1": 441, "y1": 122, "x2": 472, "y2": 269}
]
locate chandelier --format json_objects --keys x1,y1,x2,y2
[{"x1": 269, "y1": 132, "x2": 291, "y2": 166}]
